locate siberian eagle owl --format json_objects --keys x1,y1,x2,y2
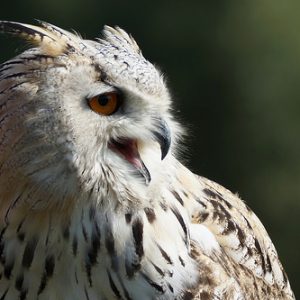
[{"x1": 0, "y1": 21, "x2": 295, "y2": 299}]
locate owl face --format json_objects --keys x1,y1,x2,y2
[{"x1": 0, "y1": 22, "x2": 178, "y2": 206}]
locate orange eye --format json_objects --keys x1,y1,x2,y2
[{"x1": 88, "y1": 92, "x2": 121, "y2": 116}]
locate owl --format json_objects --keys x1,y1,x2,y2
[{"x1": 0, "y1": 21, "x2": 295, "y2": 300}]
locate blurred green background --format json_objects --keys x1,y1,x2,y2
[{"x1": 1, "y1": 0, "x2": 299, "y2": 297}]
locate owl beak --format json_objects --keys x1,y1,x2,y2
[
  {"x1": 153, "y1": 119, "x2": 171, "y2": 160},
  {"x1": 109, "y1": 120, "x2": 170, "y2": 185}
]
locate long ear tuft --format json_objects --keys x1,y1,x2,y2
[{"x1": 0, "y1": 20, "x2": 74, "y2": 56}]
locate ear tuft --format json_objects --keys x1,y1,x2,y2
[{"x1": 0, "y1": 20, "x2": 71, "y2": 56}]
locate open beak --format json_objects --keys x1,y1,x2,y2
[{"x1": 109, "y1": 119, "x2": 171, "y2": 184}]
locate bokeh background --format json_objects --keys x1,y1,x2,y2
[{"x1": 1, "y1": 0, "x2": 299, "y2": 297}]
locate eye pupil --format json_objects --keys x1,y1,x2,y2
[{"x1": 98, "y1": 95, "x2": 109, "y2": 106}]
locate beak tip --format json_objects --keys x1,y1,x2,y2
[
  {"x1": 154, "y1": 119, "x2": 171, "y2": 161},
  {"x1": 161, "y1": 147, "x2": 169, "y2": 160}
]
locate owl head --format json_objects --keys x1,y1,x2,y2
[{"x1": 0, "y1": 21, "x2": 182, "y2": 212}]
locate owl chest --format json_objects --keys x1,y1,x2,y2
[{"x1": 0, "y1": 202, "x2": 198, "y2": 300}]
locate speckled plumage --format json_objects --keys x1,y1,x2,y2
[{"x1": 0, "y1": 21, "x2": 295, "y2": 299}]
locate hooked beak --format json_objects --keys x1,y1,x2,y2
[
  {"x1": 153, "y1": 118, "x2": 171, "y2": 160},
  {"x1": 109, "y1": 119, "x2": 171, "y2": 185}
]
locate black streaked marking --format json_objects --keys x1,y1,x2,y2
[
  {"x1": 0, "y1": 249, "x2": 5, "y2": 265},
  {"x1": 62, "y1": 225, "x2": 70, "y2": 240},
  {"x1": 72, "y1": 235, "x2": 78, "y2": 256},
  {"x1": 0, "y1": 60, "x2": 23, "y2": 68},
  {"x1": 245, "y1": 203, "x2": 252, "y2": 212},
  {"x1": 5, "y1": 194, "x2": 21, "y2": 224},
  {"x1": 0, "y1": 288, "x2": 8, "y2": 300},
  {"x1": 82, "y1": 224, "x2": 88, "y2": 242},
  {"x1": 203, "y1": 188, "x2": 233, "y2": 209},
  {"x1": 265, "y1": 254, "x2": 272, "y2": 273},
  {"x1": 171, "y1": 190, "x2": 184, "y2": 206},
  {"x1": 16, "y1": 218, "x2": 25, "y2": 233},
  {"x1": 203, "y1": 188, "x2": 219, "y2": 199},
  {"x1": 236, "y1": 225, "x2": 246, "y2": 244},
  {"x1": 151, "y1": 262, "x2": 164, "y2": 277},
  {"x1": 125, "y1": 213, "x2": 132, "y2": 223},
  {"x1": 22, "y1": 237, "x2": 38, "y2": 268},
  {"x1": 105, "y1": 228, "x2": 115, "y2": 256},
  {"x1": 88, "y1": 223, "x2": 101, "y2": 266},
  {"x1": 107, "y1": 270, "x2": 121, "y2": 299},
  {"x1": 141, "y1": 273, "x2": 165, "y2": 293},
  {"x1": 38, "y1": 274, "x2": 47, "y2": 294},
  {"x1": 244, "y1": 217, "x2": 253, "y2": 229},
  {"x1": 223, "y1": 219, "x2": 236, "y2": 234},
  {"x1": 45, "y1": 255, "x2": 55, "y2": 276},
  {"x1": 209, "y1": 199, "x2": 222, "y2": 211},
  {"x1": 89, "y1": 206, "x2": 96, "y2": 221},
  {"x1": 116, "y1": 273, "x2": 132, "y2": 300},
  {"x1": 160, "y1": 202, "x2": 168, "y2": 211},
  {"x1": 282, "y1": 269, "x2": 289, "y2": 284},
  {"x1": 170, "y1": 207, "x2": 188, "y2": 243},
  {"x1": 199, "y1": 212, "x2": 209, "y2": 222},
  {"x1": 168, "y1": 283, "x2": 174, "y2": 293},
  {"x1": 266, "y1": 255, "x2": 272, "y2": 273},
  {"x1": 182, "y1": 191, "x2": 189, "y2": 198},
  {"x1": 86, "y1": 222, "x2": 102, "y2": 287},
  {"x1": 2, "y1": 72, "x2": 28, "y2": 80},
  {"x1": 144, "y1": 207, "x2": 156, "y2": 223},
  {"x1": 45, "y1": 223, "x2": 51, "y2": 246},
  {"x1": 210, "y1": 200, "x2": 231, "y2": 221},
  {"x1": 15, "y1": 273, "x2": 24, "y2": 291},
  {"x1": 179, "y1": 256, "x2": 185, "y2": 267},
  {"x1": 254, "y1": 238, "x2": 267, "y2": 273},
  {"x1": 246, "y1": 246, "x2": 253, "y2": 257},
  {"x1": 125, "y1": 218, "x2": 143, "y2": 276},
  {"x1": 132, "y1": 219, "x2": 144, "y2": 258},
  {"x1": 157, "y1": 244, "x2": 173, "y2": 265},
  {"x1": 75, "y1": 270, "x2": 79, "y2": 284},
  {"x1": 86, "y1": 260, "x2": 92, "y2": 287},
  {"x1": 222, "y1": 199, "x2": 233, "y2": 209},
  {"x1": 254, "y1": 238, "x2": 263, "y2": 256},
  {"x1": 4, "y1": 261, "x2": 13, "y2": 279},
  {"x1": 84, "y1": 286, "x2": 90, "y2": 300},
  {"x1": 17, "y1": 232, "x2": 25, "y2": 242},
  {"x1": 195, "y1": 198, "x2": 207, "y2": 208},
  {"x1": 38, "y1": 255, "x2": 55, "y2": 294},
  {"x1": 0, "y1": 227, "x2": 7, "y2": 240},
  {"x1": 17, "y1": 218, "x2": 25, "y2": 242},
  {"x1": 19, "y1": 289, "x2": 28, "y2": 300}
]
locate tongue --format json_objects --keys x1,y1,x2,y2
[{"x1": 109, "y1": 139, "x2": 151, "y2": 184}]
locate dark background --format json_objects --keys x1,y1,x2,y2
[{"x1": 1, "y1": 0, "x2": 299, "y2": 297}]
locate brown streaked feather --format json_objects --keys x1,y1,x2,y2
[{"x1": 174, "y1": 162, "x2": 295, "y2": 299}]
